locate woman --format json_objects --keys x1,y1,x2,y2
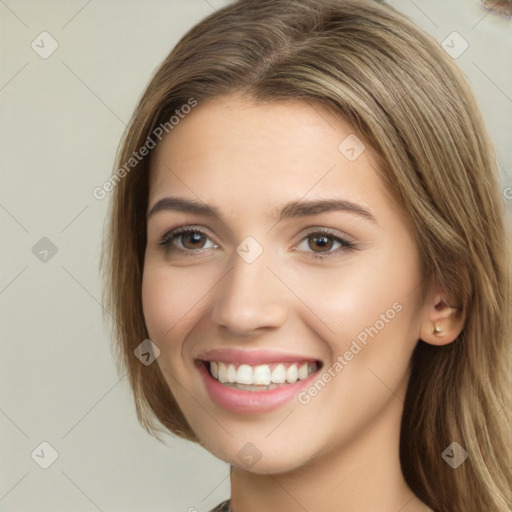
[{"x1": 101, "y1": 0, "x2": 512, "y2": 510}]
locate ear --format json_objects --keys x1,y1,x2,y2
[{"x1": 419, "y1": 283, "x2": 465, "y2": 346}]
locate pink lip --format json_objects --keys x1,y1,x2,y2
[
  {"x1": 196, "y1": 352, "x2": 322, "y2": 414},
  {"x1": 197, "y1": 348, "x2": 319, "y2": 365}
]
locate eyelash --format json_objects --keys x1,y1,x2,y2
[{"x1": 159, "y1": 226, "x2": 355, "y2": 260}]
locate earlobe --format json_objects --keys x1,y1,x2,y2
[
  {"x1": 419, "y1": 292, "x2": 465, "y2": 346},
  {"x1": 432, "y1": 323, "x2": 445, "y2": 337}
]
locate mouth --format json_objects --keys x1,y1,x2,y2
[
  {"x1": 196, "y1": 352, "x2": 323, "y2": 414},
  {"x1": 206, "y1": 360, "x2": 319, "y2": 390}
]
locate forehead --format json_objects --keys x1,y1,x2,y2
[{"x1": 148, "y1": 95, "x2": 387, "y2": 213}]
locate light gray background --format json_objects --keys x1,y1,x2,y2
[{"x1": 1, "y1": 1, "x2": 511, "y2": 511}]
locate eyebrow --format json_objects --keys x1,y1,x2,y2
[{"x1": 147, "y1": 196, "x2": 377, "y2": 224}]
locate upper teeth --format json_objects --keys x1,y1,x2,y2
[{"x1": 209, "y1": 361, "x2": 316, "y2": 385}]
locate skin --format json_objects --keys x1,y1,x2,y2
[{"x1": 142, "y1": 95, "x2": 463, "y2": 512}]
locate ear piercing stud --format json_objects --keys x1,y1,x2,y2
[{"x1": 432, "y1": 324, "x2": 443, "y2": 335}]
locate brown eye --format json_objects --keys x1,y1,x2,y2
[
  {"x1": 296, "y1": 229, "x2": 355, "y2": 259},
  {"x1": 308, "y1": 234, "x2": 334, "y2": 252},
  {"x1": 160, "y1": 228, "x2": 217, "y2": 254},
  {"x1": 181, "y1": 231, "x2": 207, "y2": 250}
]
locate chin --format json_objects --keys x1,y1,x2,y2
[{"x1": 198, "y1": 429, "x2": 321, "y2": 476}]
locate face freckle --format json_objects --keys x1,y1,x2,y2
[{"x1": 141, "y1": 95, "x2": 426, "y2": 474}]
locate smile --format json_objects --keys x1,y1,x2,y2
[
  {"x1": 196, "y1": 350, "x2": 323, "y2": 414},
  {"x1": 208, "y1": 361, "x2": 318, "y2": 389}
]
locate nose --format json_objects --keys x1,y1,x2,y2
[{"x1": 210, "y1": 252, "x2": 288, "y2": 336}]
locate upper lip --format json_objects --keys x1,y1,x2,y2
[{"x1": 196, "y1": 348, "x2": 321, "y2": 365}]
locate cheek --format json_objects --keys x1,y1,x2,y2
[
  {"x1": 317, "y1": 255, "x2": 423, "y2": 401},
  {"x1": 141, "y1": 260, "x2": 222, "y2": 351},
  {"x1": 142, "y1": 265, "x2": 189, "y2": 348},
  {"x1": 280, "y1": 248, "x2": 420, "y2": 345}
]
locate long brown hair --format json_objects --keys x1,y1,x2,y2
[{"x1": 101, "y1": 0, "x2": 512, "y2": 510}]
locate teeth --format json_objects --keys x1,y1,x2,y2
[
  {"x1": 210, "y1": 361, "x2": 317, "y2": 386},
  {"x1": 286, "y1": 364, "x2": 298, "y2": 383},
  {"x1": 298, "y1": 362, "x2": 309, "y2": 380},
  {"x1": 218, "y1": 362, "x2": 228, "y2": 383},
  {"x1": 253, "y1": 365, "x2": 272, "y2": 385},
  {"x1": 271, "y1": 364, "x2": 286, "y2": 384},
  {"x1": 227, "y1": 364, "x2": 237, "y2": 383},
  {"x1": 236, "y1": 364, "x2": 252, "y2": 384},
  {"x1": 210, "y1": 361, "x2": 218, "y2": 379}
]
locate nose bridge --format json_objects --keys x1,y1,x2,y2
[{"x1": 211, "y1": 247, "x2": 288, "y2": 334}]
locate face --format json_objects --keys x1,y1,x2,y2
[{"x1": 142, "y1": 95, "x2": 426, "y2": 474}]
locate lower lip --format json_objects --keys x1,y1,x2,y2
[{"x1": 198, "y1": 362, "x2": 319, "y2": 414}]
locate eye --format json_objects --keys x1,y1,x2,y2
[
  {"x1": 159, "y1": 226, "x2": 355, "y2": 259},
  {"x1": 160, "y1": 227, "x2": 218, "y2": 255},
  {"x1": 296, "y1": 229, "x2": 355, "y2": 259}
]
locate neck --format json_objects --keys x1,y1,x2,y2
[{"x1": 230, "y1": 394, "x2": 430, "y2": 512}]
